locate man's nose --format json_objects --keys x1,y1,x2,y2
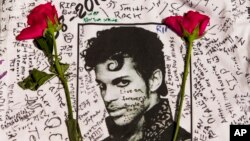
[{"x1": 103, "y1": 85, "x2": 119, "y2": 103}]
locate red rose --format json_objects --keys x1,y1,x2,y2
[
  {"x1": 163, "y1": 11, "x2": 210, "y2": 39},
  {"x1": 16, "y1": 2, "x2": 59, "y2": 40},
  {"x1": 163, "y1": 11, "x2": 210, "y2": 141}
]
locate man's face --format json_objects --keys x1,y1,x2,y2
[{"x1": 95, "y1": 58, "x2": 151, "y2": 126}]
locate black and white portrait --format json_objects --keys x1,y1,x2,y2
[{"x1": 78, "y1": 24, "x2": 191, "y2": 141}]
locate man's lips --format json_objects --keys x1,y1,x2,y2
[{"x1": 107, "y1": 107, "x2": 126, "y2": 117}]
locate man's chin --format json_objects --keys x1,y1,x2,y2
[{"x1": 110, "y1": 115, "x2": 132, "y2": 127}]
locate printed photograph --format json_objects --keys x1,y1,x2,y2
[{"x1": 77, "y1": 24, "x2": 191, "y2": 141}]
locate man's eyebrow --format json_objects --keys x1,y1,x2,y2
[
  {"x1": 95, "y1": 79, "x2": 102, "y2": 84},
  {"x1": 95, "y1": 76, "x2": 129, "y2": 84},
  {"x1": 112, "y1": 76, "x2": 129, "y2": 85}
]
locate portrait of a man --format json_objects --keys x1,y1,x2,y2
[{"x1": 82, "y1": 26, "x2": 191, "y2": 141}]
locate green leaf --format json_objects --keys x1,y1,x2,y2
[
  {"x1": 47, "y1": 18, "x2": 54, "y2": 30},
  {"x1": 190, "y1": 25, "x2": 200, "y2": 41},
  {"x1": 49, "y1": 63, "x2": 69, "y2": 74},
  {"x1": 35, "y1": 37, "x2": 53, "y2": 57},
  {"x1": 18, "y1": 69, "x2": 55, "y2": 91},
  {"x1": 182, "y1": 26, "x2": 200, "y2": 43},
  {"x1": 34, "y1": 32, "x2": 54, "y2": 64},
  {"x1": 183, "y1": 29, "x2": 190, "y2": 39},
  {"x1": 47, "y1": 18, "x2": 57, "y2": 33},
  {"x1": 65, "y1": 119, "x2": 82, "y2": 141},
  {"x1": 44, "y1": 32, "x2": 54, "y2": 51}
]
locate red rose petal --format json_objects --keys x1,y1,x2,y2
[
  {"x1": 17, "y1": 2, "x2": 59, "y2": 40},
  {"x1": 16, "y1": 24, "x2": 46, "y2": 40},
  {"x1": 182, "y1": 11, "x2": 210, "y2": 36},
  {"x1": 163, "y1": 10, "x2": 210, "y2": 39},
  {"x1": 164, "y1": 16, "x2": 183, "y2": 37}
]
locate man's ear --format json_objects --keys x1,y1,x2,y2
[{"x1": 149, "y1": 69, "x2": 163, "y2": 92}]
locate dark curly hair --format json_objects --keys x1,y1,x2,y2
[{"x1": 82, "y1": 26, "x2": 167, "y2": 96}]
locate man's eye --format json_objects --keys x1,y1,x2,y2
[
  {"x1": 98, "y1": 83, "x2": 106, "y2": 90},
  {"x1": 116, "y1": 80, "x2": 130, "y2": 87}
]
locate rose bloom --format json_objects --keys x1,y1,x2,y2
[
  {"x1": 95, "y1": 58, "x2": 154, "y2": 126},
  {"x1": 16, "y1": 2, "x2": 59, "y2": 40},
  {"x1": 163, "y1": 11, "x2": 210, "y2": 38}
]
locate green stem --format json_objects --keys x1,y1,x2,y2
[
  {"x1": 51, "y1": 31, "x2": 82, "y2": 141},
  {"x1": 173, "y1": 40, "x2": 193, "y2": 141},
  {"x1": 52, "y1": 32, "x2": 73, "y2": 120}
]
